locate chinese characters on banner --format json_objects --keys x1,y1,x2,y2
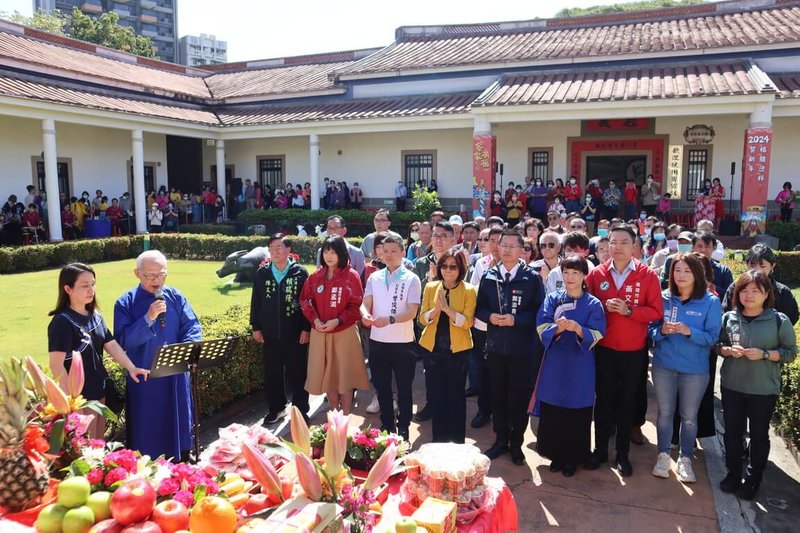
[
  {"x1": 586, "y1": 118, "x2": 651, "y2": 132},
  {"x1": 667, "y1": 145, "x2": 684, "y2": 199},
  {"x1": 740, "y1": 127, "x2": 772, "y2": 236},
  {"x1": 472, "y1": 135, "x2": 496, "y2": 219}
]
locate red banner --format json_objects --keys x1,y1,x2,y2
[
  {"x1": 472, "y1": 135, "x2": 496, "y2": 219},
  {"x1": 740, "y1": 127, "x2": 772, "y2": 235},
  {"x1": 586, "y1": 118, "x2": 650, "y2": 132}
]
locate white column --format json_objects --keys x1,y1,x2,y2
[
  {"x1": 132, "y1": 129, "x2": 147, "y2": 234},
  {"x1": 473, "y1": 115, "x2": 492, "y2": 135},
  {"x1": 215, "y1": 140, "x2": 226, "y2": 220},
  {"x1": 750, "y1": 101, "x2": 773, "y2": 127},
  {"x1": 41, "y1": 119, "x2": 62, "y2": 242},
  {"x1": 310, "y1": 134, "x2": 320, "y2": 210}
]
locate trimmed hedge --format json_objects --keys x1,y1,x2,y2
[
  {"x1": 179, "y1": 224, "x2": 239, "y2": 235},
  {"x1": 766, "y1": 221, "x2": 800, "y2": 251},
  {"x1": 236, "y1": 208, "x2": 438, "y2": 233},
  {"x1": 0, "y1": 234, "x2": 363, "y2": 274}
]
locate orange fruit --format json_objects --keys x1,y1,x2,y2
[{"x1": 189, "y1": 496, "x2": 237, "y2": 533}]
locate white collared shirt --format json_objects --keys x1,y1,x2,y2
[
  {"x1": 609, "y1": 258, "x2": 636, "y2": 290},
  {"x1": 498, "y1": 262, "x2": 521, "y2": 281}
]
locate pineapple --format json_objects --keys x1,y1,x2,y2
[{"x1": 0, "y1": 359, "x2": 49, "y2": 512}]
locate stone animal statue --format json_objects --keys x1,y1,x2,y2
[
  {"x1": 216, "y1": 246, "x2": 270, "y2": 283},
  {"x1": 296, "y1": 224, "x2": 308, "y2": 237},
  {"x1": 315, "y1": 224, "x2": 327, "y2": 238}
]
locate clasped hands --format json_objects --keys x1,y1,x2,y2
[
  {"x1": 361, "y1": 314, "x2": 390, "y2": 328},
  {"x1": 722, "y1": 345, "x2": 766, "y2": 360},
  {"x1": 314, "y1": 317, "x2": 340, "y2": 333},
  {"x1": 605, "y1": 298, "x2": 630, "y2": 316},
  {"x1": 661, "y1": 321, "x2": 691, "y2": 336},
  {"x1": 555, "y1": 316, "x2": 581, "y2": 334},
  {"x1": 489, "y1": 313, "x2": 515, "y2": 327}
]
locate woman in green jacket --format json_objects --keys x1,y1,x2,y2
[{"x1": 716, "y1": 270, "x2": 797, "y2": 500}]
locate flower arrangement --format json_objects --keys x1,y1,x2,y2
[
  {"x1": 264, "y1": 407, "x2": 400, "y2": 533},
  {"x1": 68, "y1": 442, "x2": 220, "y2": 507},
  {"x1": 349, "y1": 427, "x2": 410, "y2": 466},
  {"x1": 199, "y1": 422, "x2": 281, "y2": 474}
]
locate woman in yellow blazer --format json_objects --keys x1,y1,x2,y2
[{"x1": 419, "y1": 250, "x2": 477, "y2": 443}]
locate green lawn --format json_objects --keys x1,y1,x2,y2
[{"x1": 0, "y1": 260, "x2": 262, "y2": 365}]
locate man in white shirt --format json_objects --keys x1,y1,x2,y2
[
  {"x1": 361, "y1": 235, "x2": 421, "y2": 442},
  {"x1": 545, "y1": 232, "x2": 595, "y2": 293},
  {"x1": 361, "y1": 209, "x2": 401, "y2": 260},
  {"x1": 395, "y1": 181, "x2": 408, "y2": 211},
  {"x1": 696, "y1": 219, "x2": 725, "y2": 260},
  {"x1": 531, "y1": 230, "x2": 561, "y2": 281}
]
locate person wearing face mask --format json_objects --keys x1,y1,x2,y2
[
  {"x1": 656, "y1": 192, "x2": 672, "y2": 221},
  {"x1": 580, "y1": 193, "x2": 597, "y2": 235},
  {"x1": 587, "y1": 178, "x2": 604, "y2": 208},
  {"x1": 490, "y1": 191, "x2": 505, "y2": 218},
  {"x1": 650, "y1": 224, "x2": 682, "y2": 274},
  {"x1": 602, "y1": 181, "x2": 622, "y2": 220},
  {"x1": 531, "y1": 179, "x2": 549, "y2": 221},
  {"x1": 641, "y1": 175, "x2": 660, "y2": 217},
  {"x1": 624, "y1": 178, "x2": 639, "y2": 221},
  {"x1": 660, "y1": 231, "x2": 695, "y2": 288},
  {"x1": 564, "y1": 176, "x2": 582, "y2": 214},
  {"x1": 644, "y1": 222, "x2": 669, "y2": 264}
]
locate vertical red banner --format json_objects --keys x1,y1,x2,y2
[
  {"x1": 740, "y1": 127, "x2": 772, "y2": 236},
  {"x1": 472, "y1": 135, "x2": 496, "y2": 220}
]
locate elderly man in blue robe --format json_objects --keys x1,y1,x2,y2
[{"x1": 114, "y1": 250, "x2": 201, "y2": 460}]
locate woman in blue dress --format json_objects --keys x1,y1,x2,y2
[{"x1": 531, "y1": 255, "x2": 606, "y2": 477}]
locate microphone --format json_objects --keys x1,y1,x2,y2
[{"x1": 154, "y1": 288, "x2": 166, "y2": 328}]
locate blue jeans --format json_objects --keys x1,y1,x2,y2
[{"x1": 652, "y1": 364, "x2": 709, "y2": 456}]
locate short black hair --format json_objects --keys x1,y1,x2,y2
[
  {"x1": 500, "y1": 229, "x2": 523, "y2": 247},
  {"x1": 487, "y1": 216, "x2": 505, "y2": 227},
  {"x1": 267, "y1": 234, "x2": 291, "y2": 248},
  {"x1": 434, "y1": 221, "x2": 454, "y2": 235},
  {"x1": 561, "y1": 254, "x2": 589, "y2": 276},
  {"x1": 745, "y1": 243, "x2": 777, "y2": 266},
  {"x1": 488, "y1": 226, "x2": 504, "y2": 238},
  {"x1": 382, "y1": 234, "x2": 404, "y2": 250},
  {"x1": 321, "y1": 235, "x2": 350, "y2": 269},
  {"x1": 327, "y1": 215, "x2": 346, "y2": 228},
  {"x1": 462, "y1": 221, "x2": 479, "y2": 232},
  {"x1": 695, "y1": 231, "x2": 717, "y2": 247},
  {"x1": 609, "y1": 224, "x2": 636, "y2": 241},
  {"x1": 375, "y1": 209, "x2": 391, "y2": 222},
  {"x1": 563, "y1": 231, "x2": 590, "y2": 250}
]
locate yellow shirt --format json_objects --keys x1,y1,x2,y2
[{"x1": 418, "y1": 280, "x2": 477, "y2": 354}]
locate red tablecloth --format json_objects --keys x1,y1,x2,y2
[{"x1": 376, "y1": 476, "x2": 518, "y2": 533}]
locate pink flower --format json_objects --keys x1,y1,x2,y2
[
  {"x1": 104, "y1": 450, "x2": 138, "y2": 473},
  {"x1": 173, "y1": 490, "x2": 194, "y2": 507},
  {"x1": 369, "y1": 428, "x2": 380, "y2": 438},
  {"x1": 86, "y1": 469, "x2": 104, "y2": 485},
  {"x1": 206, "y1": 480, "x2": 219, "y2": 494},
  {"x1": 67, "y1": 412, "x2": 94, "y2": 437},
  {"x1": 157, "y1": 478, "x2": 180, "y2": 496},
  {"x1": 171, "y1": 463, "x2": 195, "y2": 480},
  {"x1": 88, "y1": 439, "x2": 106, "y2": 448},
  {"x1": 104, "y1": 467, "x2": 128, "y2": 486}
]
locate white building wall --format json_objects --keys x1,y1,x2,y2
[
  {"x1": 0, "y1": 116, "x2": 167, "y2": 202},
  {"x1": 494, "y1": 121, "x2": 581, "y2": 183},
  {"x1": 768, "y1": 117, "x2": 800, "y2": 201}
]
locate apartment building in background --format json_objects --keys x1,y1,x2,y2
[
  {"x1": 178, "y1": 33, "x2": 226, "y2": 66},
  {"x1": 32, "y1": 0, "x2": 179, "y2": 63}
]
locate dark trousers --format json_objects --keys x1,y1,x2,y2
[
  {"x1": 396, "y1": 197, "x2": 405, "y2": 211},
  {"x1": 369, "y1": 340, "x2": 416, "y2": 432},
  {"x1": 633, "y1": 351, "x2": 650, "y2": 427},
  {"x1": 644, "y1": 204, "x2": 657, "y2": 217},
  {"x1": 470, "y1": 328, "x2": 492, "y2": 415},
  {"x1": 722, "y1": 387, "x2": 778, "y2": 483},
  {"x1": 624, "y1": 203, "x2": 636, "y2": 221},
  {"x1": 263, "y1": 338, "x2": 309, "y2": 415},
  {"x1": 429, "y1": 350, "x2": 469, "y2": 443},
  {"x1": 594, "y1": 346, "x2": 647, "y2": 457},
  {"x1": 488, "y1": 352, "x2": 533, "y2": 450},
  {"x1": 422, "y1": 351, "x2": 433, "y2": 408},
  {"x1": 780, "y1": 207, "x2": 793, "y2": 222},
  {"x1": 604, "y1": 206, "x2": 618, "y2": 220}
]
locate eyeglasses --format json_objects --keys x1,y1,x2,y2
[
  {"x1": 141, "y1": 272, "x2": 167, "y2": 281},
  {"x1": 541, "y1": 242, "x2": 559, "y2": 249},
  {"x1": 523, "y1": 246, "x2": 533, "y2": 252},
  {"x1": 440, "y1": 264, "x2": 459, "y2": 271},
  {"x1": 478, "y1": 237, "x2": 490, "y2": 242}
]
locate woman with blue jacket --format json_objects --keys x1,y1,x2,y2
[{"x1": 649, "y1": 253, "x2": 721, "y2": 483}]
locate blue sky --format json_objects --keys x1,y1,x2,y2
[{"x1": 2, "y1": 0, "x2": 630, "y2": 62}]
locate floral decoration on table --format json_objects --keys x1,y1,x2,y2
[
  {"x1": 199, "y1": 422, "x2": 281, "y2": 475},
  {"x1": 308, "y1": 421, "x2": 409, "y2": 468}
]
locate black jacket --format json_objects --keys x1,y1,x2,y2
[
  {"x1": 722, "y1": 276, "x2": 799, "y2": 325},
  {"x1": 475, "y1": 261, "x2": 545, "y2": 358},
  {"x1": 250, "y1": 260, "x2": 310, "y2": 341}
]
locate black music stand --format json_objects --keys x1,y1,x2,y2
[{"x1": 150, "y1": 337, "x2": 238, "y2": 462}]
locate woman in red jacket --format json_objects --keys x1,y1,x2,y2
[{"x1": 301, "y1": 235, "x2": 370, "y2": 414}]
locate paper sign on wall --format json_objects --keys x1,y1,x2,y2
[{"x1": 667, "y1": 145, "x2": 684, "y2": 200}]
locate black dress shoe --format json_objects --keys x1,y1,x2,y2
[
  {"x1": 549, "y1": 461, "x2": 563, "y2": 473},
  {"x1": 510, "y1": 448, "x2": 525, "y2": 466},
  {"x1": 465, "y1": 388, "x2": 479, "y2": 397},
  {"x1": 470, "y1": 412, "x2": 491, "y2": 429},
  {"x1": 719, "y1": 472, "x2": 742, "y2": 493},
  {"x1": 484, "y1": 441, "x2": 509, "y2": 459},
  {"x1": 414, "y1": 405, "x2": 432, "y2": 422},
  {"x1": 562, "y1": 464, "x2": 577, "y2": 477},
  {"x1": 616, "y1": 455, "x2": 633, "y2": 477},
  {"x1": 398, "y1": 427, "x2": 410, "y2": 442},
  {"x1": 584, "y1": 449, "x2": 608, "y2": 470},
  {"x1": 736, "y1": 476, "x2": 759, "y2": 500}
]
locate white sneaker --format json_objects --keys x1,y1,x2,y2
[
  {"x1": 676, "y1": 456, "x2": 696, "y2": 483},
  {"x1": 366, "y1": 395, "x2": 380, "y2": 414},
  {"x1": 651, "y1": 452, "x2": 671, "y2": 478}
]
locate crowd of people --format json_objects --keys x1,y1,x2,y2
[{"x1": 248, "y1": 204, "x2": 796, "y2": 502}]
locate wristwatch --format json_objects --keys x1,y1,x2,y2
[
  {"x1": 762, "y1": 349, "x2": 770, "y2": 360},
  {"x1": 389, "y1": 316, "x2": 396, "y2": 325},
  {"x1": 625, "y1": 306, "x2": 633, "y2": 317}
]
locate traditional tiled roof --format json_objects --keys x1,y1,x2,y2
[
  {"x1": 0, "y1": 28, "x2": 210, "y2": 100},
  {"x1": 0, "y1": 74, "x2": 218, "y2": 125},
  {"x1": 336, "y1": 2, "x2": 800, "y2": 77},
  {"x1": 472, "y1": 61, "x2": 776, "y2": 106},
  {"x1": 204, "y1": 61, "x2": 351, "y2": 101},
  {"x1": 772, "y1": 72, "x2": 800, "y2": 97},
  {"x1": 216, "y1": 93, "x2": 477, "y2": 126}
]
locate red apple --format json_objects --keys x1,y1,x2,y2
[
  {"x1": 151, "y1": 500, "x2": 189, "y2": 533},
  {"x1": 242, "y1": 493, "x2": 270, "y2": 516},
  {"x1": 110, "y1": 479, "x2": 157, "y2": 526},
  {"x1": 89, "y1": 519, "x2": 124, "y2": 533},
  {"x1": 121, "y1": 521, "x2": 162, "y2": 533}
]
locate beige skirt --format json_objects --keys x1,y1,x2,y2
[{"x1": 306, "y1": 325, "x2": 371, "y2": 395}]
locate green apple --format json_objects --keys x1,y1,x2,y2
[
  {"x1": 62, "y1": 505, "x2": 96, "y2": 533},
  {"x1": 395, "y1": 517, "x2": 418, "y2": 533},
  {"x1": 35, "y1": 503, "x2": 69, "y2": 533},
  {"x1": 57, "y1": 476, "x2": 92, "y2": 508},
  {"x1": 86, "y1": 491, "x2": 113, "y2": 522}
]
